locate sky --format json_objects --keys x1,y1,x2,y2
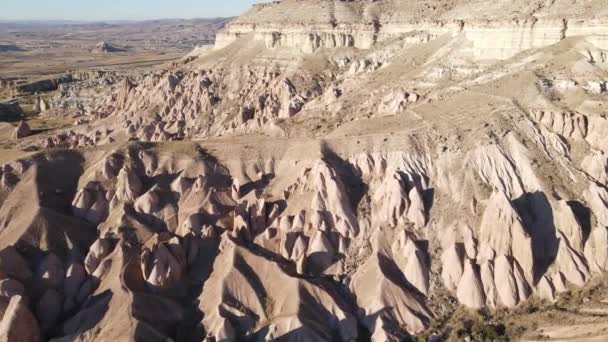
[{"x1": 0, "y1": 0, "x2": 270, "y2": 21}]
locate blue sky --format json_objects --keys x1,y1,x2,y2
[{"x1": 0, "y1": 0, "x2": 269, "y2": 21}]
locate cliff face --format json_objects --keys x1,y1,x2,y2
[{"x1": 216, "y1": 0, "x2": 608, "y2": 59}]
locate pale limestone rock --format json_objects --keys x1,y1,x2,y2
[
  {"x1": 585, "y1": 226, "x2": 608, "y2": 273},
  {"x1": 233, "y1": 201, "x2": 252, "y2": 241},
  {"x1": 351, "y1": 249, "x2": 432, "y2": 339},
  {"x1": 115, "y1": 78, "x2": 135, "y2": 110},
  {"x1": 141, "y1": 236, "x2": 186, "y2": 289},
  {"x1": 261, "y1": 316, "x2": 335, "y2": 341},
  {"x1": 537, "y1": 275, "x2": 556, "y2": 302},
  {"x1": 171, "y1": 175, "x2": 192, "y2": 195},
  {"x1": 404, "y1": 247, "x2": 430, "y2": 295},
  {"x1": 553, "y1": 79, "x2": 577, "y2": 91},
  {"x1": 457, "y1": 260, "x2": 486, "y2": 309},
  {"x1": 292, "y1": 210, "x2": 306, "y2": 231},
  {"x1": 5, "y1": 4, "x2": 608, "y2": 335},
  {"x1": 72, "y1": 188, "x2": 93, "y2": 219},
  {"x1": 407, "y1": 93, "x2": 420, "y2": 103},
  {"x1": 310, "y1": 161, "x2": 359, "y2": 237},
  {"x1": 138, "y1": 150, "x2": 158, "y2": 176},
  {"x1": 200, "y1": 241, "x2": 357, "y2": 341},
  {"x1": 586, "y1": 183, "x2": 608, "y2": 226},
  {"x1": 441, "y1": 244, "x2": 463, "y2": 292},
  {"x1": 72, "y1": 185, "x2": 108, "y2": 225},
  {"x1": 406, "y1": 185, "x2": 427, "y2": 229},
  {"x1": 554, "y1": 200, "x2": 584, "y2": 253},
  {"x1": 84, "y1": 238, "x2": 114, "y2": 275},
  {"x1": 13, "y1": 121, "x2": 31, "y2": 139},
  {"x1": 584, "y1": 183, "x2": 608, "y2": 272},
  {"x1": 350, "y1": 153, "x2": 382, "y2": 178},
  {"x1": 480, "y1": 261, "x2": 498, "y2": 308},
  {"x1": 0, "y1": 296, "x2": 41, "y2": 342},
  {"x1": 206, "y1": 319, "x2": 236, "y2": 342},
  {"x1": 39, "y1": 97, "x2": 50, "y2": 112},
  {"x1": 290, "y1": 235, "x2": 308, "y2": 274},
  {"x1": 391, "y1": 232, "x2": 428, "y2": 291},
  {"x1": 378, "y1": 89, "x2": 409, "y2": 115},
  {"x1": 348, "y1": 58, "x2": 382, "y2": 74},
  {"x1": 478, "y1": 244, "x2": 496, "y2": 262},
  {"x1": 310, "y1": 211, "x2": 324, "y2": 230},
  {"x1": 267, "y1": 203, "x2": 281, "y2": 225},
  {"x1": 468, "y1": 145, "x2": 524, "y2": 198},
  {"x1": 529, "y1": 109, "x2": 588, "y2": 140},
  {"x1": 463, "y1": 20, "x2": 566, "y2": 60},
  {"x1": 463, "y1": 225, "x2": 478, "y2": 260},
  {"x1": 513, "y1": 259, "x2": 531, "y2": 303},
  {"x1": 554, "y1": 231, "x2": 590, "y2": 286},
  {"x1": 306, "y1": 230, "x2": 336, "y2": 274},
  {"x1": 134, "y1": 185, "x2": 161, "y2": 214},
  {"x1": 494, "y1": 255, "x2": 519, "y2": 308},
  {"x1": 311, "y1": 191, "x2": 326, "y2": 212},
  {"x1": 479, "y1": 191, "x2": 534, "y2": 283},
  {"x1": 581, "y1": 150, "x2": 608, "y2": 184},
  {"x1": 101, "y1": 155, "x2": 122, "y2": 180},
  {"x1": 372, "y1": 172, "x2": 409, "y2": 226},
  {"x1": 551, "y1": 272, "x2": 568, "y2": 293},
  {"x1": 32, "y1": 97, "x2": 41, "y2": 112},
  {"x1": 178, "y1": 214, "x2": 203, "y2": 237},
  {"x1": 391, "y1": 230, "x2": 416, "y2": 256},
  {"x1": 115, "y1": 167, "x2": 142, "y2": 202},
  {"x1": 584, "y1": 80, "x2": 607, "y2": 94},
  {"x1": 91, "y1": 259, "x2": 112, "y2": 281},
  {"x1": 201, "y1": 225, "x2": 215, "y2": 239}
]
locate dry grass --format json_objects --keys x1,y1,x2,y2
[
  {"x1": 0, "y1": 149, "x2": 33, "y2": 164},
  {"x1": 413, "y1": 275, "x2": 608, "y2": 341}
]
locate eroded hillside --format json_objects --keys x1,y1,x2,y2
[{"x1": 1, "y1": 0, "x2": 608, "y2": 341}]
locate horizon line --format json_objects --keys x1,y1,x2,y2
[{"x1": 0, "y1": 16, "x2": 234, "y2": 23}]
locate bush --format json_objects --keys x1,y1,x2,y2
[
  {"x1": 448, "y1": 318, "x2": 508, "y2": 342},
  {"x1": 471, "y1": 321, "x2": 507, "y2": 341}
]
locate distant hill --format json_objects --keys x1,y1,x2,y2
[{"x1": 0, "y1": 18, "x2": 232, "y2": 31}]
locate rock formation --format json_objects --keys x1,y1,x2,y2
[
  {"x1": 91, "y1": 41, "x2": 123, "y2": 54},
  {"x1": 2, "y1": 0, "x2": 608, "y2": 340},
  {"x1": 0, "y1": 296, "x2": 41, "y2": 342},
  {"x1": 13, "y1": 121, "x2": 31, "y2": 139}
]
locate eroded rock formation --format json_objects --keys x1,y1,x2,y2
[{"x1": 3, "y1": 0, "x2": 608, "y2": 340}]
